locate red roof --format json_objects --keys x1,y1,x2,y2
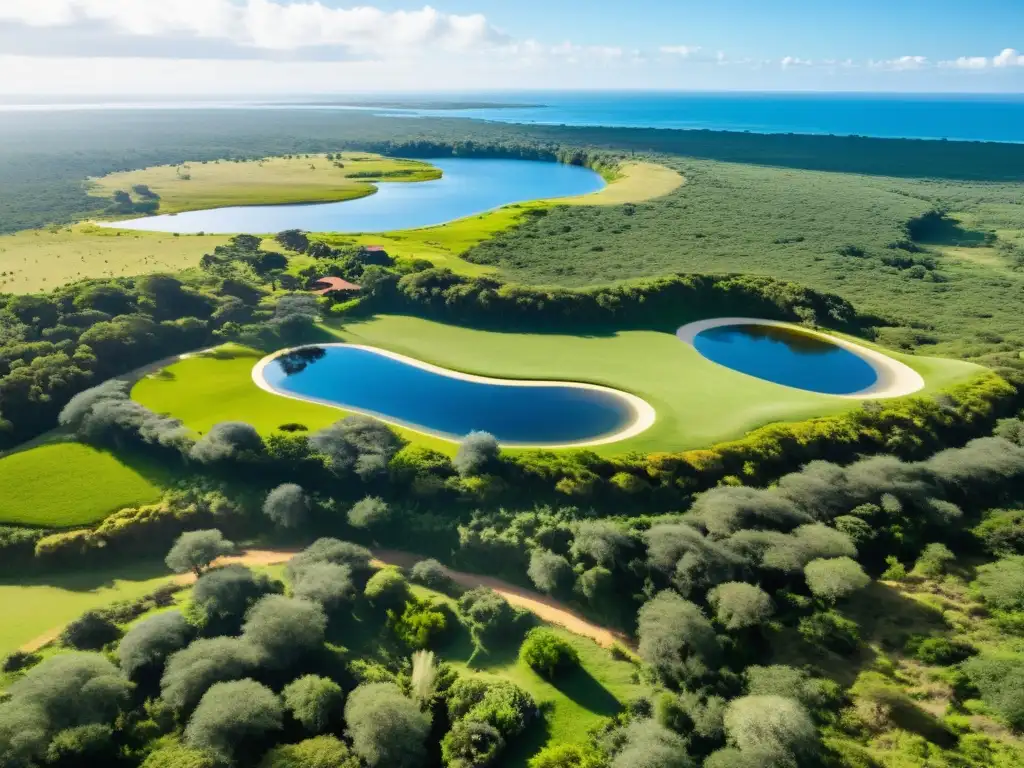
[
  {"x1": 363, "y1": 245, "x2": 387, "y2": 252},
  {"x1": 311, "y1": 277, "x2": 362, "y2": 295}
]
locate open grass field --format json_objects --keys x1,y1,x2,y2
[
  {"x1": 131, "y1": 316, "x2": 979, "y2": 456},
  {"x1": 0, "y1": 442, "x2": 166, "y2": 527},
  {"x1": 0, "y1": 225, "x2": 230, "y2": 294},
  {"x1": 88, "y1": 153, "x2": 442, "y2": 215},
  {"x1": 0, "y1": 560, "x2": 175, "y2": 657}
]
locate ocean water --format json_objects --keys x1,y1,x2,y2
[
  {"x1": 103, "y1": 157, "x2": 604, "y2": 234},
  {"x1": 402, "y1": 92, "x2": 1024, "y2": 143},
  {"x1": 261, "y1": 346, "x2": 634, "y2": 445},
  {"x1": 7, "y1": 92, "x2": 1024, "y2": 143}
]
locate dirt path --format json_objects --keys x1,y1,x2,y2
[{"x1": 20, "y1": 548, "x2": 627, "y2": 653}]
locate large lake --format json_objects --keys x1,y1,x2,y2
[
  {"x1": 259, "y1": 346, "x2": 638, "y2": 446},
  {"x1": 103, "y1": 158, "x2": 605, "y2": 234},
  {"x1": 692, "y1": 324, "x2": 879, "y2": 395}
]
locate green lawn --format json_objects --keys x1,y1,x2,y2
[
  {"x1": 0, "y1": 560, "x2": 176, "y2": 656},
  {"x1": 0, "y1": 442, "x2": 166, "y2": 527},
  {"x1": 132, "y1": 316, "x2": 980, "y2": 456}
]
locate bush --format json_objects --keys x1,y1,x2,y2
[
  {"x1": 291, "y1": 562, "x2": 355, "y2": 611},
  {"x1": 446, "y1": 677, "x2": 537, "y2": 737},
  {"x1": 528, "y1": 549, "x2": 573, "y2": 594},
  {"x1": 364, "y1": 567, "x2": 411, "y2": 610},
  {"x1": 282, "y1": 675, "x2": 345, "y2": 734},
  {"x1": 798, "y1": 611, "x2": 860, "y2": 655},
  {"x1": 528, "y1": 744, "x2": 604, "y2": 768},
  {"x1": 975, "y1": 556, "x2": 1024, "y2": 611},
  {"x1": 60, "y1": 610, "x2": 122, "y2": 650},
  {"x1": 707, "y1": 582, "x2": 775, "y2": 630},
  {"x1": 190, "y1": 422, "x2": 264, "y2": 464},
  {"x1": 347, "y1": 496, "x2": 392, "y2": 529},
  {"x1": 804, "y1": 557, "x2": 870, "y2": 602},
  {"x1": 165, "y1": 530, "x2": 234, "y2": 577},
  {"x1": 905, "y1": 635, "x2": 976, "y2": 666},
  {"x1": 441, "y1": 720, "x2": 504, "y2": 768},
  {"x1": 912, "y1": 543, "x2": 956, "y2": 578},
  {"x1": 241, "y1": 595, "x2": 327, "y2": 669},
  {"x1": 188, "y1": 564, "x2": 281, "y2": 635},
  {"x1": 1, "y1": 650, "x2": 39, "y2": 673},
  {"x1": 457, "y1": 588, "x2": 525, "y2": 649},
  {"x1": 409, "y1": 558, "x2": 454, "y2": 591},
  {"x1": 263, "y1": 483, "x2": 309, "y2": 529},
  {"x1": 260, "y1": 736, "x2": 360, "y2": 768},
  {"x1": 139, "y1": 741, "x2": 216, "y2": 768},
  {"x1": 118, "y1": 611, "x2": 193, "y2": 679},
  {"x1": 519, "y1": 629, "x2": 580, "y2": 679},
  {"x1": 161, "y1": 637, "x2": 262, "y2": 715},
  {"x1": 391, "y1": 599, "x2": 449, "y2": 650},
  {"x1": 287, "y1": 538, "x2": 374, "y2": 586},
  {"x1": 184, "y1": 679, "x2": 283, "y2": 764},
  {"x1": 454, "y1": 431, "x2": 500, "y2": 477},
  {"x1": 637, "y1": 591, "x2": 720, "y2": 685},
  {"x1": 961, "y1": 656, "x2": 1024, "y2": 731},
  {"x1": 46, "y1": 724, "x2": 116, "y2": 766},
  {"x1": 744, "y1": 665, "x2": 839, "y2": 713},
  {"x1": 345, "y1": 683, "x2": 431, "y2": 768},
  {"x1": 973, "y1": 509, "x2": 1024, "y2": 556},
  {"x1": 611, "y1": 719, "x2": 694, "y2": 768},
  {"x1": 723, "y1": 695, "x2": 817, "y2": 764}
]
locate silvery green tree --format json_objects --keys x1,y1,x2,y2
[
  {"x1": 453, "y1": 431, "x2": 500, "y2": 477},
  {"x1": 344, "y1": 683, "x2": 431, "y2": 768},
  {"x1": 165, "y1": 530, "x2": 234, "y2": 577},
  {"x1": 263, "y1": 483, "x2": 309, "y2": 529},
  {"x1": 707, "y1": 582, "x2": 775, "y2": 631},
  {"x1": 185, "y1": 680, "x2": 283, "y2": 765},
  {"x1": 347, "y1": 497, "x2": 391, "y2": 529},
  {"x1": 804, "y1": 557, "x2": 870, "y2": 602},
  {"x1": 117, "y1": 611, "x2": 194, "y2": 680},
  {"x1": 283, "y1": 675, "x2": 345, "y2": 734},
  {"x1": 241, "y1": 595, "x2": 327, "y2": 670}
]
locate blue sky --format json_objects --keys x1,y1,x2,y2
[{"x1": 0, "y1": 0, "x2": 1021, "y2": 94}]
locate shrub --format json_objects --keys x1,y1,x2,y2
[
  {"x1": 139, "y1": 742, "x2": 217, "y2": 768},
  {"x1": 457, "y1": 587, "x2": 525, "y2": 649},
  {"x1": 798, "y1": 611, "x2": 860, "y2": 655},
  {"x1": 707, "y1": 582, "x2": 775, "y2": 630},
  {"x1": 1, "y1": 650, "x2": 39, "y2": 673},
  {"x1": 188, "y1": 564, "x2": 281, "y2": 635},
  {"x1": 961, "y1": 656, "x2": 1024, "y2": 731},
  {"x1": 611, "y1": 719, "x2": 694, "y2": 768},
  {"x1": 637, "y1": 591, "x2": 721, "y2": 684},
  {"x1": 441, "y1": 720, "x2": 504, "y2": 768},
  {"x1": 528, "y1": 743, "x2": 604, "y2": 768},
  {"x1": 804, "y1": 557, "x2": 870, "y2": 602},
  {"x1": 975, "y1": 556, "x2": 1024, "y2": 611},
  {"x1": 287, "y1": 539, "x2": 374, "y2": 586},
  {"x1": 745, "y1": 665, "x2": 839, "y2": 712},
  {"x1": 409, "y1": 558, "x2": 454, "y2": 591},
  {"x1": 904, "y1": 635, "x2": 976, "y2": 666},
  {"x1": 282, "y1": 675, "x2": 344, "y2": 734},
  {"x1": 241, "y1": 595, "x2": 327, "y2": 669},
  {"x1": 118, "y1": 611, "x2": 193, "y2": 679},
  {"x1": 347, "y1": 496, "x2": 392, "y2": 529},
  {"x1": 291, "y1": 562, "x2": 355, "y2": 611},
  {"x1": 45, "y1": 724, "x2": 116, "y2": 766},
  {"x1": 973, "y1": 509, "x2": 1024, "y2": 557},
  {"x1": 263, "y1": 483, "x2": 309, "y2": 529},
  {"x1": 184, "y1": 679, "x2": 283, "y2": 764},
  {"x1": 260, "y1": 735, "x2": 359, "y2": 768},
  {"x1": 190, "y1": 422, "x2": 264, "y2": 464},
  {"x1": 165, "y1": 530, "x2": 234, "y2": 577},
  {"x1": 60, "y1": 610, "x2": 122, "y2": 650},
  {"x1": 391, "y1": 599, "x2": 449, "y2": 650},
  {"x1": 723, "y1": 695, "x2": 817, "y2": 763},
  {"x1": 528, "y1": 549, "x2": 573, "y2": 594},
  {"x1": 364, "y1": 567, "x2": 411, "y2": 610},
  {"x1": 447, "y1": 677, "x2": 537, "y2": 737},
  {"x1": 519, "y1": 629, "x2": 579, "y2": 679},
  {"x1": 410, "y1": 650, "x2": 439, "y2": 706},
  {"x1": 160, "y1": 637, "x2": 261, "y2": 715},
  {"x1": 454, "y1": 431, "x2": 500, "y2": 476},
  {"x1": 345, "y1": 683, "x2": 431, "y2": 768},
  {"x1": 570, "y1": 520, "x2": 632, "y2": 568},
  {"x1": 912, "y1": 543, "x2": 956, "y2": 578}
]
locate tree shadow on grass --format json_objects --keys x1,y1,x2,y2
[
  {"x1": 550, "y1": 664, "x2": 622, "y2": 718},
  {"x1": 0, "y1": 559, "x2": 172, "y2": 593},
  {"x1": 495, "y1": 711, "x2": 553, "y2": 768}
]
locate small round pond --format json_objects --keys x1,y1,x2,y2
[
  {"x1": 255, "y1": 345, "x2": 653, "y2": 446},
  {"x1": 103, "y1": 158, "x2": 605, "y2": 234},
  {"x1": 687, "y1": 322, "x2": 880, "y2": 395}
]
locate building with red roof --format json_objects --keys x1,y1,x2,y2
[{"x1": 310, "y1": 277, "x2": 362, "y2": 296}]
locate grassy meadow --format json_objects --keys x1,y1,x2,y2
[
  {"x1": 131, "y1": 316, "x2": 979, "y2": 456},
  {"x1": 89, "y1": 153, "x2": 442, "y2": 215},
  {"x1": 0, "y1": 442, "x2": 166, "y2": 527}
]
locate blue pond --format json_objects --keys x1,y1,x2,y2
[
  {"x1": 692, "y1": 324, "x2": 878, "y2": 395},
  {"x1": 260, "y1": 346, "x2": 636, "y2": 445},
  {"x1": 105, "y1": 158, "x2": 605, "y2": 234}
]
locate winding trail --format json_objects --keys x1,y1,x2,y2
[{"x1": 20, "y1": 548, "x2": 627, "y2": 653}]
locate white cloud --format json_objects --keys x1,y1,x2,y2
[
  {"x1": 941, "y1": 56, "x2": 989, "y2": 70},
  {"x1": 660, "y1": 45, "x2": 702, "y2": 57},
  {"x1": 869, "y1": 55, "x2": 927, "y2": 71},
  {"x1": 0, "y1": 0, "x2": 505, "y2": 57},
  {"x1": 780, "y1": 56, "x2": 812, "y2": 68},
  {"x1": 994, "y1": 48, "x2": 1024, "y2": 67}
]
